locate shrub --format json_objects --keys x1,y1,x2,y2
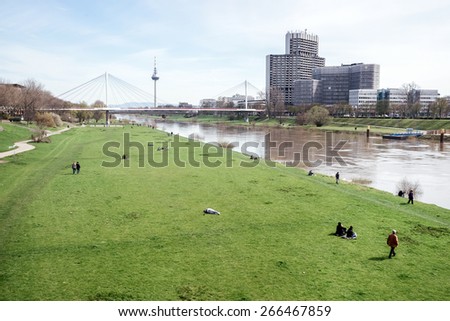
[
  {"x1": 306, "y1": 106, "x2": 330, "y2": 127},
  {"x1": 31, "y1": 129, "x2": 51, "y2": 143},
  {"x1": 396, "y1": 177, "x2": 423, "y2": 199},
  {"x1": 216, "y1": 141, "x2": 236, "y2": 148},
  {"x1": 52, "y1": 113, "x2": 63, "y2": 127},
  {"x1": 35, "y1": 112, "x2": 56, "y2": 128},
  {"x1": 295, "y1": 113, "x2": 307, "y2": 125}
]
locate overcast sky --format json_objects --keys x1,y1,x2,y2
[{"x1": 1, "y1": 0, "x2": 449, "y2": 105}]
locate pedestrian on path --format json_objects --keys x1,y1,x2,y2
[
  {"x1": 335, "y1": 172, "x2": 340, "y2": 184},
  {"x1": 387, "y1": 229, "x2": 399, "y2": 259}
]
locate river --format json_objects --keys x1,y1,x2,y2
[{"x1": 121, "y1": 116, "x2": 450, "y2": 210}]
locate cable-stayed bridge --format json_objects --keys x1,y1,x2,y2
[
  {"x1": 214, "y1": 80, "x2": 264, "y2": 101},
  {"x1": 57, "y1": 72, "x2": 264, "y2": 108},
  {"x1": 57, "y1": 73, "x2": 158, "y2": 108},
  {"x1": 47, "y1": 73, "x2": 265, "y2": 123}
]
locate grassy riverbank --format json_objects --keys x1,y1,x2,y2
[
  {"x1": 143, "y1": 115, "x2": 450, "y2": 135},
  {"x1": 330, "y1": 118, "x2": 450, "y2": 131},
  {"x1": 1, "y1": 126, "x2": 449, "y2": 301},
  {"x1": 0, "y1": 122, "x2": 33, "y2": 152}
]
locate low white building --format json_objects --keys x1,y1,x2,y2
[
  {"x1": 349, "y1": 89, "x2": 378, "y2": 115},
  {"x1": 414, "y1": 89, "x2": 439, "y2": 111},
  {"x1": 199, "y1": 99, "x2": 216, "y2": 108},
  {"x1": 378, "y1": 88, "x2": 439, "y2": 116}
]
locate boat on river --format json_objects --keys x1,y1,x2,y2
[{"x1": 382, "y1": 128, "x2": 424, "y2": 140}]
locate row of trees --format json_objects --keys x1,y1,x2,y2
[
  {"x1": 375, "y1": 97, "x2": 449, "y2": 119},
  {"x1": 0, "y1": 79, "x2": 67, "y2": 122},
  {"x1": 0, "y1": 79, "x2": 106, "y2": 125}
]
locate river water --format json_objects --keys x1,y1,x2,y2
[{"x1": 122, "y1": 116, "x2": 450, "y2": 210}]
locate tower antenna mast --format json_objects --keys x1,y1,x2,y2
[{"x1": 151, "y1": 57, "x2": 159, "y2": 108}]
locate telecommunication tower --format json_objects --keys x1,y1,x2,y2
[{"x1": 151, "y1": 57, "x2": 159, "y2": 108}]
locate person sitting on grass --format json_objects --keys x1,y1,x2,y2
[
  {"x1": 335, "y1": 222, "x2": 347, "y2": 236},
  {"x1": 343, "y1": 225, "x2": 357, "y2": 239}
]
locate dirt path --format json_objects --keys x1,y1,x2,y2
[{"x1": 0, "y1": 127, "x2": 71, "y2": 160}]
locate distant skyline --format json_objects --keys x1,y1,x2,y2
[{"x1": 1, "y1": 0, "x2": 449, "y2": 105}]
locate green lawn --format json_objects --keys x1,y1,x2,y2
[
  {"x1": 0, "y1": 126, "x2": 449, "y2": 301},
  {"x1": 0, "y1": 122, "x2": 33, "y2": 152}
]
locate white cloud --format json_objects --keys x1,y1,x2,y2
[{"x1": 1, "y1": 0, "x2": 450, "y2": 103}]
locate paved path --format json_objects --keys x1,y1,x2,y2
[{"x1": 0, "y1": 127, "x2": 71, "y2": 159}]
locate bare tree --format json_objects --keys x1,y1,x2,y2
[
  {"x1": 1, "y1": 79, "x2": 71, "y2": 123},
  {"x1": 20, "y1": 79, "x2": 46, "y2": 123},
  {"x1": 330, "y1": 103, "x2": 353, "y2": 117},
  {"x1": 389, "y1": 103, "x2": 400, "y2": 118},
  {"x1": 410, "y1": 102, "x2": 422, "y2": 118},
  {"x1": 396, "y1": 177, "x2": 423, "y2": 199},
  {"x1": 267, "y1": 86, "x2": 284, "y2": 122},
  {"x1": 401, "y1": 82, "x2": 420, "y2": 118},
  {"x1": 0, "y1": 82, "x2": 24, "y2": 117},
  {"x1": 430, "y1": 98, "x2": 448, "y2": 118},
  {"x1": 397, "y1": 102, "x2": 409, "y2": 118}
]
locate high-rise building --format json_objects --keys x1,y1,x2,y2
[
  {"x1": 293, "y1": 63, "x2": 380, "y2": 106},
  {"x1": 266, "y1": 30, "x2": 325, "y2": 105},
  {"x1": 292, "y1": 79, "x2": 322, "y2": 105}
]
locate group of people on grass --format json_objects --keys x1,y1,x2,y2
[
  {"x1": 398, "y1": 189, "x2": 414, "y2": 204},
  {"x1": 335, "y1": 222, "x2": 400, "y2": 258},
  {"x1": 309, "y1": 169, "x2": 416, "y2": 206},
  {"x1": 334, "y1": 222, "x2": 356, "y2": 239},
  {"x1": 71, "y1": 161, "x2": 81, "y2": 174},
  {"x1": 307, "y1": 170, "x2": 340, "y2": 184}
]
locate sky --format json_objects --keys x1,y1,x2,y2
[{"x1": 1, "y1": 0, "x2": 450, "y2": 105}]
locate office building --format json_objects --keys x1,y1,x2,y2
[
  {"x1": 413, "y1": 89, "x2": 439, "y2": 110},
  {"x1": 294, "y1": 63, "x2": 380, "y2": 106},
  {"x1": 349, "y1": 89, "x2": 378, "y2": 116},
  {"x1": 266, "y1": 30, "x2": 325, "y2": 105},
  {"x1": 292, "y1": 79, "x2": 322, "y2": 105},
  {"x1": 378, "y1": 88, "x2": 439, "y2": 116}
]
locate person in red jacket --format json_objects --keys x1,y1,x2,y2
[{"x1": 387, "y1": 229, "x2": 399, "y2": 258}]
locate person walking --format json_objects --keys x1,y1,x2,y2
[
  {"x1": 72, "y1": 161, "x2": 77, "y2": 174},
  {"x1": 387, "y1": 229, "x2": 399, "y2": 258},
  {"x1": 335, "y1": 172, "x2": 340, "y2": 184},
  {"x1": 407, "y1": 189, "x2": 414, "y2": 204},
  {"x1": 76, "y1": 161, "x2": 80, "y2": 174}
]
